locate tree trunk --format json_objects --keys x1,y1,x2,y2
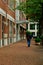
[
  {"x1": 39, "y1": 3, "x2": 43, "y2": 46},
  {"x1": 40, "y1": 18, "x2": 43, "y2": 46}
]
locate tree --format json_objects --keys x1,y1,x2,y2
[{"x1": 15, "y1": 0, "x2": 43, "y2": 45}]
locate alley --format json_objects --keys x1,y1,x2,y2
[{"x1": 0, "y1": 39, "x2": 43, "y2": 65}]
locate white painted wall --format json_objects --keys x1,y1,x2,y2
[
  {"x1": 15, "y1": 0, "x2": 20, "y2": 21},
  {"x1": 4, "y1": 39, "x2": 7, "y2": 46},
  {"x1": 0, "y1": 39, "x2": 2, "y2": 47}
]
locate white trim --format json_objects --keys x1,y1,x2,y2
[
  {"x1": 0, "y1": 8, "x2": 15, "y2": 22},
  {"x1": 15, "y1": 10, "x2": 20, "y2": 21},
  {"x1": 16, "y1": 20, "x2": 29, "y2": 24},
  {"x1": 30, "y1": 30, "x2": 37, "y2": 32},
  {"x1": 9, "y1": 38, "x2": 10, "y2": 44},
  {"x1": 7, "y1": 14, "x2": 14, "y2": 22},
  {"x1": 35, "y1": 32, "x2": 37, "y2": 36},
  {"x1": 14, "y1": 37, "x2": 16, "y2": 42},
  {"x1": 28, "y1": 22, "x2": 38, "y2": 36},
  {"x1": 3, "y1": 21, "x2": 8, "y2": 26},
  {"x1": 0, "y1": 39, "x2": 2, "y2": 47},
  {"x1": 4, "y1": 39, "x2": 7, "y2": 46},
  {"x1": 15, "y1": 0, "x2": 20, "y2": 21},
  {"x1": 20, "y1": 24, "x2": 26, "y2": 29},
  {"x1": 14, "y1": 34, "x2": 16, "y2": 37},
  {"x1": 29, "y1": 22, "x2": 38, "y2": 24},
  {"x1": 0, "y1": 8, "x2": 6, "y2": 17},
  {"x1": 4, "y1": 34, "x2": 8, "y2": 38},
  {"x1": 16, "y1": 0, "x2": 20, "y2": 7}
]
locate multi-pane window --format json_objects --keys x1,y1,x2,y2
[
  {"x1": 32, "y1": 32, "x2": 35, "y2": 36},
  {"x1": 9, "y1": 0, "x2": 14, "y2": 10},
  {"x1": 30, "y1": 24, "x2": 35, "y2": 30},
  {"x1": 37, "y1": 24, "x2": 39, "y2": 29},
  {"x1": 3, "y1": 0, "x2": 8, "y2": 3}
]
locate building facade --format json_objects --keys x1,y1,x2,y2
[
  {"x1": 28, "y1": 22, "x2": 38, "y2": 37},
  {"x1": 0, "y1": 0, "x2": 16, "y2": 47},
  {"x1": 0, "y1": 0, "x2": 38, "y2": 47},
  {"x1": 15, "y1": 0, "x2": 38, "y2": 38},
  {"x1": 15, "y1": 0, "x2": 27, "y2": 41},
  {"x1": 0, "y1": 0, "x2": 26, "y2": 47}
]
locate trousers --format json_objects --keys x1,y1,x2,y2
[{"x1": 27, "y1": 40, "x2": 30, "y2": 47}]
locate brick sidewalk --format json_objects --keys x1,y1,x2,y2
[{"x1": 0, "y1": 39, "x2": 43, "y2": 65}]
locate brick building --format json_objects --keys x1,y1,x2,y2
[
  {"x1": 0, "y1": 0, "x2": 27, "y2": 47},
  {"x1": 15, "y1": 0, "x2": 38, "y2": 37},
  {"x1": 0, "y1": 0, "x2": 16, "y2": 47},
  {"x1": 0, "y1": 0, "x2": 38, "y2": 47},
  {"x1": 15, "y1": 0, "x2": 30, "y2": 41}
]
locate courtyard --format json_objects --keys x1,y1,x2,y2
[{"x1": 0, "y1": 39, "x2": 43, "y2": 65}]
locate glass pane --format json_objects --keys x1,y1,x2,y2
[
  {"x1": 37, "y1": 24, "x2": 39, "y2": 29},
  {"x1": 32, "y1": 32, "x2": 35, "y2": 36},
  {"x1": 30, "y1": 24, "x2": 35, "y2": 30},
  {"x1": 9, "y1": 0, "x2": 14, "y2": 10}
]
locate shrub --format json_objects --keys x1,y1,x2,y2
[
  {"x1": 35, "y1": 37, "x2": 41, "y2": 43},
  {"x1": 40, "y1": 35, "x2": 43, "y2": 39}
]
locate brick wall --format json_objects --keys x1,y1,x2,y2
[{"x1": 0, "y1": 0, "x2": 15, "y2": 18}]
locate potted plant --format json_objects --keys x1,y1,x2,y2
[
  {"x1": 35, "y1": 36, "x2": 41, "y2": 45},
  {"x1": 40, "y1": 35, "x2": 43, "y2": 46},
  {"x1": 40, "y1": 35, "x2": 43, "y2": 39}
]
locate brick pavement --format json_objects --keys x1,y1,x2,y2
[{"x1": 0, "y1": 39, "x2": 43, "y2": 65}]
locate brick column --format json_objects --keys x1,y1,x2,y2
[
  {"x1": 18, "y1": 24, "x2": 20, "y2": 40},
  {"x1": 13, "y1": 23, "x2": 16, "y2": 42},
  {"x1": 7, "y1": 19, "x2": 10, "y2": 44},
  {"x1": 3, "y1": 17, "x2": 8, "y2": 46},
  {"x1": 9, "y1": 20, "x2": 13, "y2": 44},
  {"x1": 0, "y1": 14, "x2": 2, "y2": 47},
  {"x1": 11, "y1": 21, "x2": 13, "y2": 43},
  {"x1": 7, "y1": 20, "x2": 10, "y2": 44},
  {"x1": 4, "y1": 18, "x2": 8, "y2": 34}
]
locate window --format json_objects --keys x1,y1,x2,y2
[
  {"x1": 3, "y1": 0, "x2": 8, "y2": 3},
  {"x1": 32, "y1": 32, "x2": 35, "y2": 36},
  {"x1": 37, "y1": 24, "x2": 39, "y2": 29},
  {"x1": 30, "y1": 24, "x2": 35, "y2": 30},
  {"x1": 9, "y1": 0, "x2": 14, "y2": 10}
]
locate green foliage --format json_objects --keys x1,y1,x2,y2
[
  {"x1": 35, "y1": 35, "x2": 43, "y2": 43},
  {"x1": 26, "y1": 0, "x2": 42, "y2": 21},
  {"x1": 16, "y1": 0, "x2": 42, "y2": 21},
  {"x1": 40, "y1": 35, "x2": 43, "y2": 39},
  {"x1": 41, "y1": 0, "x2": 43, "y2": 2},
  {"x1": 26, "y1": 30, "x2": 32, "y2": 35},
  {"x1": 35, "y1": 37, "x2": 41, "y2": 42}
]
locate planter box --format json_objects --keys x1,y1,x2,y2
[{"x1": 35, "y1": 42, "x2": 40, "y2": 45}]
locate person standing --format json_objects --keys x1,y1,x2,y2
[{"x1": 26, "y1": 30, "x2": 33, "y2": 47}]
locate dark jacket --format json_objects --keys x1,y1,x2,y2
[{"x1": 26, "y1": 34, "x2": 33, "y2": 41}]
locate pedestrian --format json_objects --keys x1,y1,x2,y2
[{"x1": 26, "y1": 30, "x2": 33, "y2": 47}]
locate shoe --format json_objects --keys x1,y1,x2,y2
[{"x1": 28, "y1": 45, "x2": 30, "y2": 47}]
